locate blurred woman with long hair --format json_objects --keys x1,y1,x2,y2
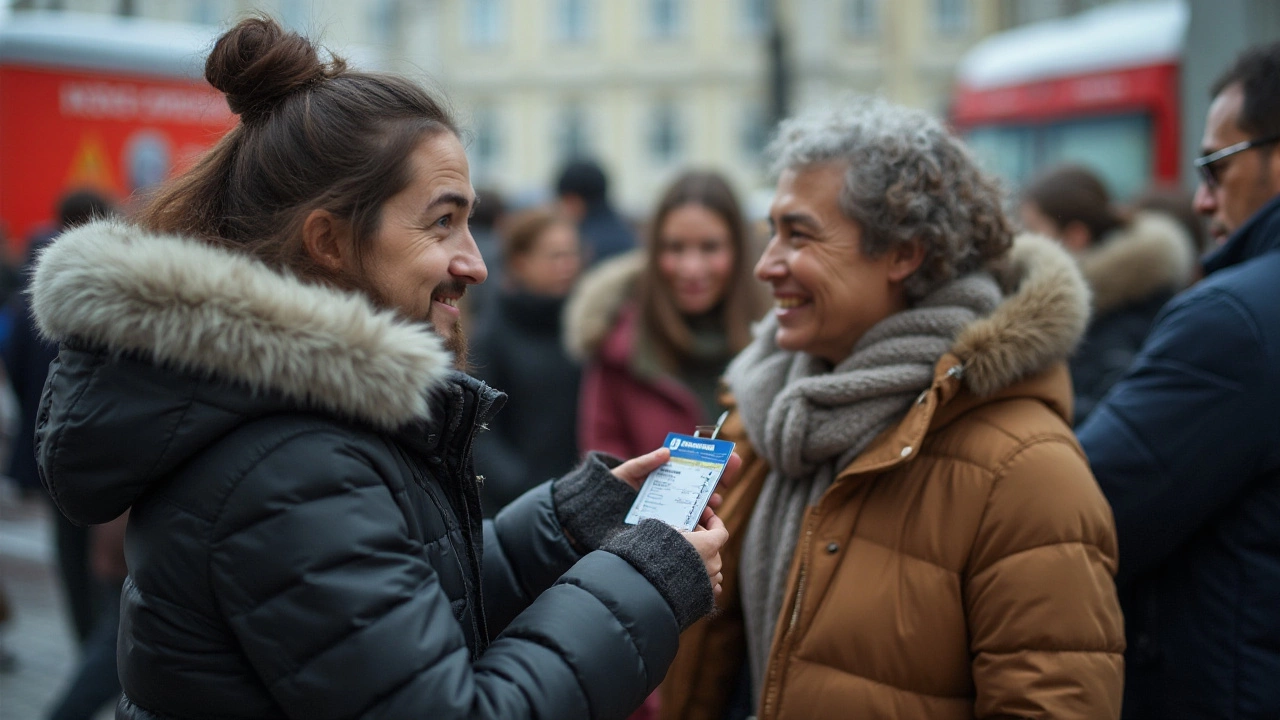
[{"x1": 566, "y1": 170, "x2": 767, "y2": 459}]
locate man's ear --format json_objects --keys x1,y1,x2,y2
[
  {"x1": 887, "y1": 239, "x2": 926, "y2": 283},
  {"x1": 302, "y1": 209, "x2": 348, "y2": 272}
]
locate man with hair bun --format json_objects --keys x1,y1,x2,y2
[
  {"x1": 29, "y1": 17, "x2": 730, "y2": 720},
  {"x1": 1079, "y1": 40, "x2": 1280, "y2": 719}
]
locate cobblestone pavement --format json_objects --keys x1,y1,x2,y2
[{"x1": 0, "y1": 482, "x2": 112, "y2": 720}]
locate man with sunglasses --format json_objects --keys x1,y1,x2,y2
[{"x1": 1077, "y1": 42, "x2": 1280, "y2": 719}]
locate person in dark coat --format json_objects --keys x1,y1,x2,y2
[
  {"x1": 470, "y1": 208, "x2": 583, "y2": 516},
  {"x1": 555, "y1": 159, "x2": 637, "y2": 265},
  {"x1": 30, "y1": 18, "x2": 729, "y2": 720},
  {"x1": 1077, "y1": 41, "x2": 1280, "y2": 719},
  {"x1": 2, "y1": 190, "x2": 123, "y2": 720},
  {"x1": 1019, "y1": 166, "x2": 1195, "y2": 424}
]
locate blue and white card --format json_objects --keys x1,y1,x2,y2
[{"x1": 625, "y1": 432, "x2": 735, "y2": 532}]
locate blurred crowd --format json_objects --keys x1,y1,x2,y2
[{"x1": 1, "y1": 18, "x2": 1279, "y2": 720}]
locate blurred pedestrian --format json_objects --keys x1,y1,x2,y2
[
  {"x1": 2, "y1": 189, "x2": 115, "y2": 657},
  {"x1": 461, "y1": 186, "x2": 507, "y2": 324},
  {"x1": 1130, "y1": 185, "x2": 1212, "y2": 254},
  {"x1": 45, "y1": 512, "x2": 127, "y2": 720},
  {"x1": 566, "y1": 170, "x2": 767, "y2": 460},
  {"x1": 663, "y1": 98, "x2": 1123, "y2": 720},
  {"x1": 1020, "y1": 165, "x2": 1195, "y2": 424},
  {"x1": 1078, "y1": 41, "x2": 1280, "y2": 720},
  {"x1": 470, "y1": 208, "x2": 583, "y2": 516},
  {"x1": 555, "y1": 158, "x2": 636, "y2": 265},
  {"x1": 29, "y1": 18, "x2": 729, "y2": 720}
]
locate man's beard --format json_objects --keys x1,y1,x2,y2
[{"x1": 440, "y1": 319, "x2": 468, "y2": 371}]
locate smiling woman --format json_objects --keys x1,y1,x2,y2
[
  {"x1": 28, "y1": 16, "x2": 731, "y2": 720},
  {"x1": 566, "y1": 170, "x2": 768, "y2": 461},
  {"x1": 662, "y1": 97, "x2": 1125, "y2": 720}
]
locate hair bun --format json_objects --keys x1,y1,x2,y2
[{"x1": 205, "y1": 16, "x2": 345, "y2": 122}]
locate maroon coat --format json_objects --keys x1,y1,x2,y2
[{"x1": 579, "y1": 305, "x2": 706, "y2": 458}]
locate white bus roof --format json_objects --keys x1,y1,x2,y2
[
  {"x1": 957, "y1": 0, "x2": 1188, "y2": 90},
  {"x1": 0, "y1": 11, "x2": 220, "y2": 80}
]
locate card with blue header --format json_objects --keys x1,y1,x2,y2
[{"x1": 625, "y1": 431, "x2": 735, "y2": 532}]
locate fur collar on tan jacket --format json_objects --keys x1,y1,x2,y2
[
  {"x1": 31, "y1": 220, "x2": 453, "y2": 430},
  {"x1": 660, "y1": 234, "x2": 1125, "y2": 720},
  {"x1": 1077, "y1": 210, "x2": 1195, "y2": 316}
]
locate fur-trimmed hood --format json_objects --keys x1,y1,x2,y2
[
  {"x1": 1077, "y1": 210, "x2": 1195, "y2": 316},
  {"x1": 948, "y1": 232, "x2": 1091, "y2": 396},
  {"x1": 31, "y1": 220, "x2": 453, "y2": 430},
  {"x1": 563, "y1": 250, "x2": 644, "y2": 363}
]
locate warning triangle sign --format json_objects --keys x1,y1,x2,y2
[{"x1": 65, "y1": 133, "x2": 119, "y2": 193}]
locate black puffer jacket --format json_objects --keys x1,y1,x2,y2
[{"x1": 31, "y1": 221, "x2": 713, "y2": 720}]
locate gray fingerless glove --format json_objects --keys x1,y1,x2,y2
[
  {"x1": 552, "y1": 451, "x2": 638, "y2": 551},
  {"x1": 602, "y1": 518, "x2": 715, "y2": 631}
]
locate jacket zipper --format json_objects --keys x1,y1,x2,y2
[{"x1": 761, "y1": 520, "x2": 814, "y2": 720}]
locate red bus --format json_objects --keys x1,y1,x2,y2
[
  {"x1": 0, "y1": 11, "x2": 233, "y2": 252},
  {"x1": 951, "y1": 0, "x2": 1187, "y2": 199}
]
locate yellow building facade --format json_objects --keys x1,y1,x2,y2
[{"x1": 25, "y1": 0, "x2": 1006, "y2": 217}]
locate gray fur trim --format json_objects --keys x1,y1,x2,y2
[
  {"x1": 552, "y1": 452, "x2": 635, "y2": 551},
  {"x1": 29, "y1": 220, "x2": 452, "y2": 430},
  {"x1": 955, "y1": 233, "x2": 1092, "y2": 396},
  {"x1": 562, "y1": 250, "x2": 644, "y2": 361},
  {"x1": 1079, "y1": 211, "x2": 1195, "y2": 315},
  {"x1": 601, "y1": 518, "x2": 715, "y2": 631}
]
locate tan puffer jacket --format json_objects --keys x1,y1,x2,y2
[{"x1": 661, "y1": 235, "x2": 1125, "y2": 720}]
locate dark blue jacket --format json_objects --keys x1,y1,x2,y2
[
  {"x1": 1078, "y1": 194, "x2": 1280, "y2": 719},
  {"x1": 579, "y1": 204, "x2": 636, "y2": 266}
]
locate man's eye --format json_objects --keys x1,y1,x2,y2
[{"x1": 436, "y1": 215, "x2": 451, "y2": 228}]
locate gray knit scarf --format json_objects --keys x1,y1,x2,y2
[{"x1": 723, "y1": 272, "x2": 1003, "y2": 697}]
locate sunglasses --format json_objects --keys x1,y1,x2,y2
[{"x1": 1194, "y1": 133, "x2": 1280, "y2": 190}]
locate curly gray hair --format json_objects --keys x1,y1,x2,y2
[{"x1": 767, "y1": 96, "x2": 1012, "y2": 301}]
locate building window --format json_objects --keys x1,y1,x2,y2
[
  {"x1": 741, "y1": 0, "x2": 769, "y2": 36},
  {"x1": 844, "y1": 0, "x2": 879, "y2": 39},
  {"x1": 279, "y1": 0, "x2": 309, "y2": 31},
  {"x1": 554, "y1": 0, "x2": 593, "y2": 44},
  {"x1": 556, "y1": 102, "x2": 591, "y2": 160},
  {"x1": 934, "y1": 0, "x2": 968, "y2": 36},
  {"x1": 471, "y1": 104, "x2": 501, "y2": 171},
  {"x1": 368, "y1": 0, "x2": 398, "y2": 47},
  {"x1": 649, "y1": 0, "x2": 683, "y2": 40},
  {"x1": 191, "y1": 0, "x2": 220, "y2": 25},
  {"x1": 466, "y1": 0, "x2": 505, "y2": 47},
  {"x1": 740, "y1": 101, "x2": 770, "y2": 160},
  {"x1": 649, "y1": 101, "x2": 682, "y2": 164}
]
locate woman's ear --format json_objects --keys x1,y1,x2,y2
[
  {"x1": 887, "y1": 239, "x2": 926, "y2": 282},
  {"x1": 302, "y1": 209, "x2": 349, "y2": 272}
]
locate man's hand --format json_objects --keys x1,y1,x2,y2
[
  {"x1": 681, "y1": 509, "x2": 728, "y2": 596},
  {"x1": 611, "y1": 448, "x2": 744, "y2": 492}
]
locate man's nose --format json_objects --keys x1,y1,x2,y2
[
  {"x1": 453, "y1": 230, "x2": 489, "y2": 285},
  {"x1": 1193, "y1": 182, "x2": 1217, "y2": 216}
]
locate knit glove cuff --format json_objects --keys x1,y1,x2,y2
[
  {"x1": 552, "y1": 451, "x2": 637, "y2": 551},
  {"x1": 602, "y1": 518, "x2": 715, "y2": 631}
]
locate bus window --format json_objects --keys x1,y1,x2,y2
[
  {"x1": 965, "y1": 125, "x2": 1036, "y2": 189},
  {"x1": 1041, "y1": 114, "x2": 1152, "y2": 199}
]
